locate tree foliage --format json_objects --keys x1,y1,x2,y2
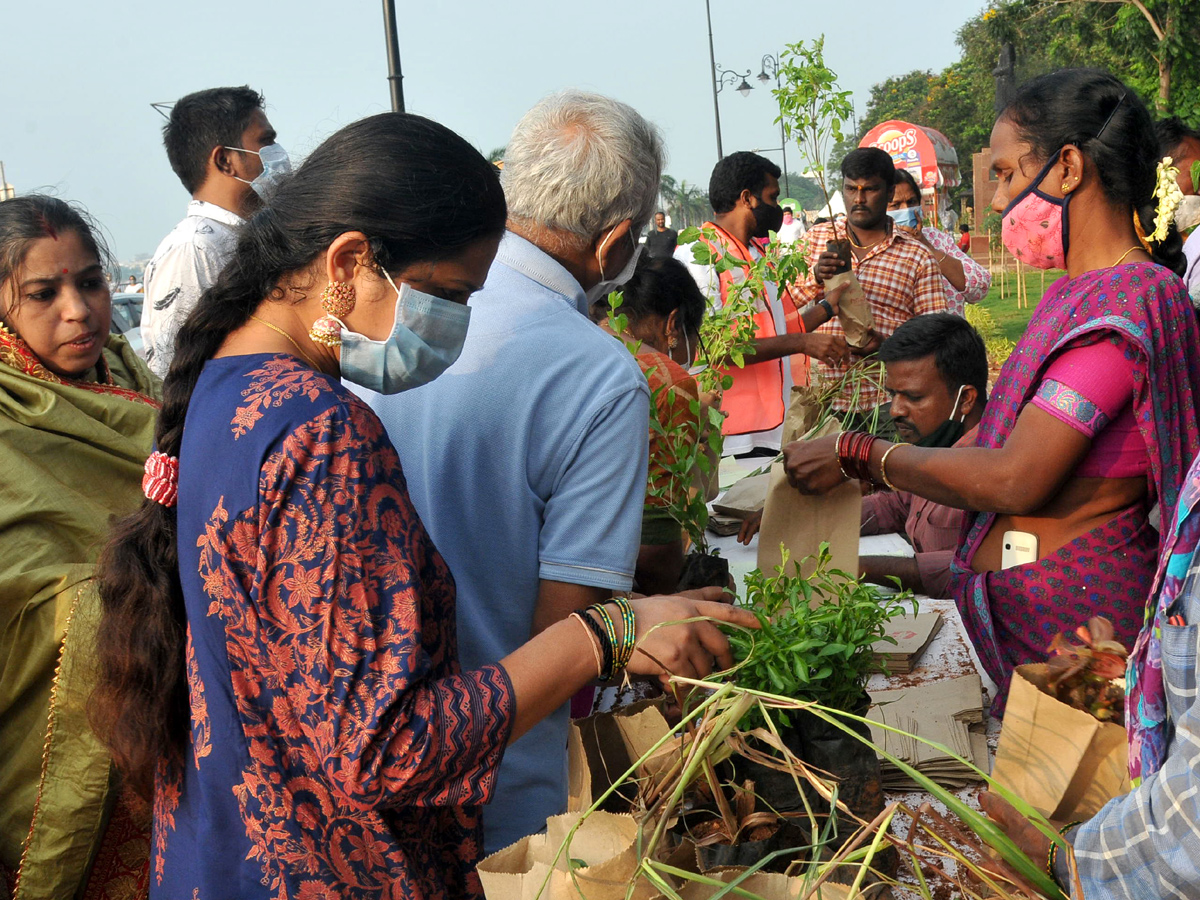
[
  {"x1": 1048, "y1": 0, "x2": 1200, "y2": 115},
  {"x1": 779, "y1": 173, "x2": 826, "y2": 210},
  {"x1": 853, "y1": 0, "x2": 1200, "y2": 203}
]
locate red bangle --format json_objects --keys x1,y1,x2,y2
[
  {"x1": 837, "y1": 431, "x2": 859, "y2": 479},
  {"x1": 864, "y1": 436, "x2": 880, "y2": 484},
  {"x1": 837, "y1": 430, "x2": 878, "y2": 483},
  {"x1": 855, "y1": 433, "x2": 877, "y2": 483},
  {"x1": 843, "y1": 432, "x2": 863, "y2": 481},
  {"x1": 851, "y1": 432, "x2": 871, "y2": 481}
]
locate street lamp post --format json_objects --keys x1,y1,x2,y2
[
  {"x1": 382, "y1": 0, "x2": 405, "y2": 113},
  {"x1": 758, "y1": 54, "x2": 790, "y2": 198},
  {"x1": 704, "y1": 0, "x2": 752, "y2": 161}
]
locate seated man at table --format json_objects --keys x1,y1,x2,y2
[
  {"x1": 859, "y1": 314, "x2": 987, "y2": 596},
  {"x1": 740, "y1": 313, "x2": 987, "y2": 598}
]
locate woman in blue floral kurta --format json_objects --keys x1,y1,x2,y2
[{"x1": 158, "y1": 353, "x2": 514, "y2": 898}]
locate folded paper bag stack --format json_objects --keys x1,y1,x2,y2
[
  {"x1": 866, "y1": 673, "x2": 989, "y2": 791},
  {"x1": 871, "y1": 611, "x2": 943, "y2": 674}
]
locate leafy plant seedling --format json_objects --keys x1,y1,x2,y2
[{"x1": 727, "y1": 543, "x2": 915, "y2": 725}]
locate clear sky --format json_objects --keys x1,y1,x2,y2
[{"x1": 1, "y1": 0, "x2": 989, "y2": 264}]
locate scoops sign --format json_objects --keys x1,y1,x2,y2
[
  {"x1": 875, "y1": 126, "x2": 920, "y2": 156},
  {"x1": 860, "y1": 119, "x2": 960, "y2": 191},
  {"x1": 871, "y1": 125, "x2": 923, "y2": 183}
]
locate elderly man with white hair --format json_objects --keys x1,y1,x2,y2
[{"x1": 361, "y1": 91, "x2": 664, "y2": 852}]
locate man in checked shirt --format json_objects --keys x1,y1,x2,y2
[{"x1": 792, "y1": 147, "x2": 948, "y2": 434}]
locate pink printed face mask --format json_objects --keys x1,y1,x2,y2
[{"x1": 1000, "y1": 152, "x2": 1070, "y2": 270}]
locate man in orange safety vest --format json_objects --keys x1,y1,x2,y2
[{"x1": 675, "y1": 151, "x2": 848, "y2": 456}]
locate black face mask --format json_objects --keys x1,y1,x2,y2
[
  {"x1": 914, "y1": 385, "x2": 970, "y2": 448},
  {"x1": 752, "y1": 198, "x2": 785, "y2": 239}
]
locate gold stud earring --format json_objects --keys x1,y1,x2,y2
[
  {"x1": 309, "y1": 281, "x2": 357, "y2": 349},
  {"x1": 668, "y1": 336, "x2": 678, "y2": 350},
  {"x1": 320, "y1": 281, "x2": 356, "y2": 317},
  {"x1": 1061, "y1": 182, "x2": 1071, "y2": 193}
]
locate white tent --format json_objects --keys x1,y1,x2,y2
[{"x1": 813, "y1": 190, "x2": 845, "y2": 222}]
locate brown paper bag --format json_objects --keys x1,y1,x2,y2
[
  {"x1": 568, "y1": 700, "x2": 672, "y2": 813},
  {"x1": 991, "y1": 664, "x2": 1130, "y2": 820},
  {"x1": 712, "y1": 472, "x2": 771, "y2": 519},
  {"x1": 677, "y1": 867, "x2": 852, "y2": 900},
  {"x1": 756, "y1": 421, "x2": 861, "y2": 583},
  {"x1": 781, "y1": 384, "x2": 824, "y2": 446},
  {"x1": 478, "y1": 810, "x2": 655, "y2": 900},
  {"x1": 825, "y1": 270, "x2": 874, "y2": 349}
]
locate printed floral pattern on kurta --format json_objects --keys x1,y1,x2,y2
[{"x1": 154, "y1": 354, "x2": 514, "y2": 900}]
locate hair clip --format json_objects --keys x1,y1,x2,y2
[{"x1": 143, "y1": 451, "x2": 179, "y2": 507}]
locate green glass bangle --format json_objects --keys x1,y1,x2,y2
[
  {"x1": 612, "y1": 595, "x2": 637, "y2": 669},
  {"x1": 592, "y1": 603, "x2": 616, "y2": 646}
]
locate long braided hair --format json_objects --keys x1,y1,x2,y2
[{"x1": 91, "y1": 112, "x2": 506, "y2": 800}]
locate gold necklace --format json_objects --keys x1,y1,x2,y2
[
  {"x1": 1110, "y1": 246, "x2": 1143, "y2": 268},
  {"x1": 845, "y1": 224, "x2": 886, "y2": 251},
  {"x1": 248, "y1": 315, "x2": 322, "y2": 371}
]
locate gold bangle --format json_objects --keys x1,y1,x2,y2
[
  {"x1": 571, "y1": 612, "x2": 604, "y2": 679},
  {"x1": 879, "y1": 442, "x2": 907, "y2": 491}
]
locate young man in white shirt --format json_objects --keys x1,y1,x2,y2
[
  {"x1": 776, "y1": 206, "x2": 805, "y2": 245},
  {"x1": 141, "y1": 86, "x2": 287, "y2": 376}
]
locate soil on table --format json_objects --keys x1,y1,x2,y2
[{"x1": 676, "y1": 551, "x2": 731, "y2": 591}]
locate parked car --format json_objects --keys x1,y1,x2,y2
[{"x1": 109, "y1": 292, "x2": 145, "y2": 358}]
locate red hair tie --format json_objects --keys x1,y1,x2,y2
[{"x1": 143, "y1": 451, "x2": 179, "y2": 508}]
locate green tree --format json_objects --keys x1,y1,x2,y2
[
  {"x1": 1043, "y1": 0, "x2": 1200, "y2": 114},
  {"x1": 780, "y1": 173, "x2": 826, "y2": 210},
  {"x1": 852, "y1": 0, "x2": 1200, "y2": 207},
  {"x1": 860, "y1": 70, "x2": 937, "y2": 129}
]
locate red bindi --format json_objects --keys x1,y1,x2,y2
[{"x1": 62, "y1": 268, "x2": 69, "y2": 274}]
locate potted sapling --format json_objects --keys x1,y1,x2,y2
[{"x1": 723, "y1": 545, "x2": 913, "y2": 874}]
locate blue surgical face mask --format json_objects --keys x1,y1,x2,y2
[
  {"x1": 586, "y1": 225, "x2": 643, "y2": 303},
  {"x1": 887, "y1": 205, "x2": 922, "y2": 230},
  {"x1": 225, "y1": 143, "x2": 292, "y2": 197},
  {"x1": 339, "y1": 270, "x2": 471, "y2": 395}
]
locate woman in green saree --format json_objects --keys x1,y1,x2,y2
[{"x1": 0, "y1": 196, "x2": 159, "y2": 900}]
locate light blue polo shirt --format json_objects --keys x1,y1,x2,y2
[{"x1": 355, "y1": 232, "x2": 650, "y2": 853}]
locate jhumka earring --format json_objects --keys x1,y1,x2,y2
[{"x1": 309, "y1": 281, "x2": 356, "y2": 348}]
